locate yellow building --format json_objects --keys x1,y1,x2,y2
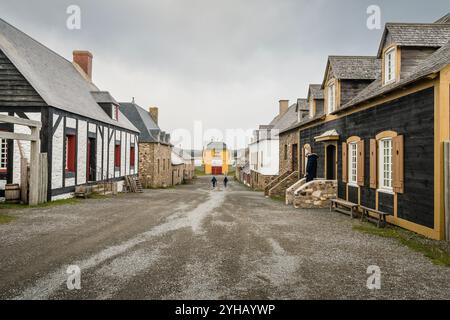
[{"x1": 203, "y1": 142, "x2": 229, "y2": 175}]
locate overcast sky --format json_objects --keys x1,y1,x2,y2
[{"x1": 0, "y1": 0, "x2": 448, "y2": 148}]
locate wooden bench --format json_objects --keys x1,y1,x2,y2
[
  {"x1": 360, "y1": 206, "x2": 393, "y2": 228},
  {"x1": 330, "y1": 199, "x2": 359, "y2": 219}
]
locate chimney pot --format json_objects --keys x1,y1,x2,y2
[
  {"x1": 279, "y1": 100, "x2": 289, "y2": 116},
  {"x1": 73, "y1": 50, "x2": 93, "y2": 81},
  {"x1": 149, "y1": 107, "x2": 159, "y2": 125}
]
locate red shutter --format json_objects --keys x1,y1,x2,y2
[
  {"x1": 66, "y1": 135, "x2": 76, "y2": 173},
  {"x1": 115, "y1": 144, "x2": 121, "y2": 168}
]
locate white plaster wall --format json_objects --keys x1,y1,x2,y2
[
  {"x1": 51, "y1": 192, "x2": 73, "y2": 201},
  {"x1": 109, "y1": 128, "x2": 115, "y2": 179},
  {"x1": 125, "y1": 133, "x2": 130, "y2": 175},
  {"x1": 88, "y1": 123, "x2": 96, "y2": 133},
  {"x1": 121, "y1": 131, "x2": 126, "y2": 176},
  {"x1": 96, "y1": 127, "x2": 103, "y2": 181},
  {"x1": 13, "y1": 112, "x2": 41, "y2": 185},
  {"x1": 65, "y1": 177, "x2": 75, "y2": 187},
  {"x1": 52, "y1": 114, "x2": 64, "y2": 189},
  {"x1": 102, "y1": 127, "x2": 107, "y2": 180},
  {"x1": 77, "y1": 120, "x2": 87, "y2": 184},
  {"x1": 66, "y1": 117, "x2": 76, "y2": 129}
]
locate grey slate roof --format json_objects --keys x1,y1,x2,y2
[
  {"x1": 268, "y1": 103, "x2": 298, "y2": 132},
  {"x1": 435, "y1": 13, "x2": 450, "y2": 24},
  {"x1": 90, "y1": 91, "x2": 118, "y2": 105},
  {"x1": 323, "y1": 56, "x2": 381, "y2": 86},
  {"x1": 206, "y1": 142, "x2": 227, "y2": 150},
  {"x1": 296, "y1": 99, "x2": 308, "y2": 112},
  {"x1": 0, "y1": 18, "x2": 138, "y2": 132},
  {"x1": 307, "y1": 84, "x2": 324, "y2": 100},
  {"x1": 377, "y1": 23, "x2": 450, "y2": 57},
  {"x1": 339, "y1": 39, "x2": 450, "y2": 112},
  {"x1": 120, "y1": 102, "x2": 169, "y2": 143}
]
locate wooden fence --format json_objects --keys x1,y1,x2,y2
[{"x1": 444, "y1": 142, "x2": 450, "y2": 242}]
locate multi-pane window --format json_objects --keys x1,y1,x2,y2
[
  {"x1": 348, "y1": 143, "x2": 358, "y2": 185},
  {"x1": 0, "y1": 138, "x2": 7, "y2": 171},
  {"x1": 114, "y1": 144, "x2": 121, "y2": 168},
  {"x1": 130, "y1": 146, "x2": 135, "y2": 167},
  {"x1": 384, "y1": 48, "x2": 396, "y2": 84},
  {"x1": 327, "y1": 83, "x2": 336, "y2": 113},
  {"x1": 379, "y1": 138, "x2": 393, "y2": 190}
]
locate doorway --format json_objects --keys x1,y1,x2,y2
[
  {"x1": 87, "y1": 138, "x2": 96, "y2": 182},
  {"x1": 212, "y1": 166, "x2": 222, "y2": 175},
  {"x1": 326, "y1": 144, "x2": 336, "y2": 180},
  {"x1": 292, "y1": 144, "x2": 298, "y2": 172}
]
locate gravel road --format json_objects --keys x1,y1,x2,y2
[{"x1": 1, "y1": 176, "x2": 449, "y2": 300}]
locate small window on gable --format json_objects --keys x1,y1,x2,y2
[
  {"x1": 114, "y1": 144, "x2": 121, "y2": 168},
  {"x1": 327, "y1": 83, "x2": 336, "y2": 114},
  {"x1": 112, "y1": 105, "x2": 119, "y2": 121},
  {"x1": 384, "y1": 47, "x2": 396, "y2": 85},
  {"x1": 0, "y1": 137, "x2": 8, "y2": 172},
  {"x1": 130, "y1": 145, "x2": 135, "y2": 167},
  {"x1": 65, "y1": 134, "x2": 76, "y2": 173}
]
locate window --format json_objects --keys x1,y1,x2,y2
[
  {"x1": 114, "y1": 144, "x2": 121, "y2": 168},
  {"x1": 112, "y1": 105, "x2": 119, "y2": 121},
  {"x1": 0, "y1": 138, "x2": 7, "y2": 172},
  {"x1": 284, "y1": 145, "x2": 288, "y2": 160},
  {"x1": 157, "y1": 159, "x2": 160, "y2": 173},
  {"x1": 309, "y1": 100, "x2": 315, "y2": 118},
  {"x1": 327, "y1": 83, "x2": 336, "y2": 113},
  {"x1": 65, "y1": 134, "x2": 76, "y2": 173},
  {"x1": 384, "y1": 48, "x2": 396, "y2": 84},
  {"x1": 130, "y1": 146, "x2": 135, "y2": 167},
  {"x1": 379, "y1": 138, "x2": 393, "y2": 190},
  {"x1": 348, "y1": 142, "x2": 358, "y2": 185}
]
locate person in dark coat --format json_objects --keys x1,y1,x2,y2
[
  {"x1": 223, "y1": 176, "x2": 229, "y2": 188},
  {"x1": 305, "y1": 153, "x2": 318, "y2": 182},
  {"x1": 211, "y1": 176, "x2": 217, "y2": 188}
]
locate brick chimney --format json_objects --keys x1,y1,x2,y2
[
  {"x1": 149, "y1": 107, "x2": 158, "y2": 125},
  {"x1": 73, "y1": 50, "x2": 93, "y2": 80},
  {"x1": 279, "y1": 100, "x2": 289, "y2": 116}
]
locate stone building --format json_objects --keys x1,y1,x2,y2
[{"x1": 120, "y1": 102, "x2": 172, "y2": 188}]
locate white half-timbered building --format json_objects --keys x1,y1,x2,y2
[{"x1": 0, "y1": 18, "x2": 139, "y2": 200}]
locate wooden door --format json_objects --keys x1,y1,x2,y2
[{"x1": 292, "y1": 144, "x2": 298, "y2": 172}]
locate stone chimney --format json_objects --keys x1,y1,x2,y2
[
  {"x1": 149, "y1": 107, "x2": 158, "y2": 125},
  {"x1": 279, "y1": 100, "x2": 289, "y2": 116},
  {"x1": 73, "y1": 51, "x2": 93, "y2": 80}
]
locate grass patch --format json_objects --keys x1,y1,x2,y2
[
  {"x1": 0, "y1": 214, "x2": 16, "y2": 224},
  {"x1": 270, "y1": 195, "x2": 285, "y2": 202},
  {"x1": 353, "y1": 223, "x2": 450, "y2": 267},
  {"x1": 0, "y1": 198, "x2": 79, "y2": 210},
  {"x1": 195, "y1": 167, "x2": 206, "y2": 177}
]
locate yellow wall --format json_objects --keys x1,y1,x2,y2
[{"x1": 203, "y1": 149, "x2": 229, "y2": 175}]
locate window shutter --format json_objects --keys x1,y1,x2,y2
[
  {"x1": 370, "y1": 139, "x2": 377, "y2": 189},
  {"x1": 357, "y1": 140, "x2": 365, "y2": 186},
  {"x1": 393, "y1": 135, "x2": 404, "y2": 193},
  {"x1": 342, "y1": 142, "x2": 347, "y2": 183}
]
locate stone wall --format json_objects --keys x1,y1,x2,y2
[
  {"x1": 268, "y1": 171, "x2": 299, "y2": 198},
  {"x1": 251, "y1": 171, "x2": 276, "y2": 191},
  {"x1": 139, "y1": 142, "x2": 172, "y2": 188},
  {"x1": 279, "y1": 130, "x2": 298, "y2": 175},
  {"x1": 293, "y1": 180, "x2": 337, "y2": 209},
  {"x1": 286, "y1": 178, "x2": 306, "y2": 205}
]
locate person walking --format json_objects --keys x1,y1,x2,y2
[
  {"x1": 211, "y1": 176, "x2": 217, "y2": 189},
  {"x1": 223, "y1": 176, "x2": 229, "y2": 188}
]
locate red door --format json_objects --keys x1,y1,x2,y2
[{"x1": 212, "y1": 166, "x2": 222, "y2": 175}]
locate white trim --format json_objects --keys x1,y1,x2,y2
[
  {"x1": 384, "y1": 47, "x2": 396, "y2": 85},
  {"x1": 348, "y1": 142, "x2": 358, "y2": 185},
  {"x1": 378, "y1": 138, "x2": 393, "y2": 191}
]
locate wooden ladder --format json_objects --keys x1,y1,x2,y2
[{"x1": 126, "y1": 175, "x2": 143, "y2": 193}]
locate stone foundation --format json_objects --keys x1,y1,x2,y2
[{"x1": 293, "y1": 180, "x2": 337, "y2": 209}]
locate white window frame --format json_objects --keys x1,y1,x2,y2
[
  {"x1": 384, "y1": 47, "x2": 396, "y2": 85},
  {"x1": 378, "y1": 138, "x2": 393, "y2": 193},
  {"x1": 0, "y1": 138, "x2": 7, "y2": 170},
  {"x1": 327, "y1": 83, "x2": 336, "y2": 114},
  {"x1": 348, "y1": 142, "x2": 358, "y2": 186}
]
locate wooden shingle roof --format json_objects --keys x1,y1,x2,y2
[{"x1": 322, "y1": 56, "x2": 381, "y2": 87}]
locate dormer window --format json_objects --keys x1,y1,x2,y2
[
  {"x1": 327, "y1": 83, "x2": 336, "y2": 114},
  {"x1": 384, "y1": 47, "x2": 396, "y2": 85},
  {"x1": 112, "y1": 105, "x2": 119, "y2": 121},
  {"x1": 309, "y1": 99, "x2": 315, "y2": 118}
]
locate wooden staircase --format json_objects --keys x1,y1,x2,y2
[{"x1": 125, "y1": 175, "x2": 143, "y2": 193}]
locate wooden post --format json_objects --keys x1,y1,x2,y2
[
  {"x1": 29, "y1": 127, "x2": 40, "y2": 206},
  {"x1": 20, "y1": 158, "x2": 29, "y2": 204},
  {"x1": 445, "y1": 142, "x2": 450, "y2": 242}
]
